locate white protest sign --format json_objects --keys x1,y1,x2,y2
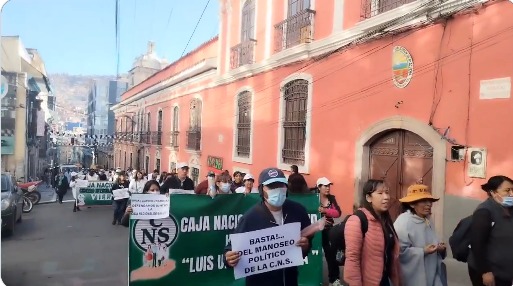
[
  {"x1": 75, "y1": 179, "x2": 89, "y2": 188},
  {"x1": 130, "y1": 194, "x2": 170, "y2": 219},
  {"x1": 169, "y1": 188, "x2": 195, "y2": 194},
  {"x1": 230, "y1": 222, "x2": 304, "y2": 279},
  {"x1": 112, "y1": 188, "x2": 130, "y2": 200}
]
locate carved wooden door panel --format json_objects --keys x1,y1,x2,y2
[
  {"x1": 369, "y1": 130, "x2": 433, "y2": 221},
  {"x1": 400, "y1": 131, "x2": 433, "y2": 204},
  {"x1": 369, "y1": 131, "x2": 402, "y2": 220}
]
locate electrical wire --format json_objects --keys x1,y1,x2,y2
[
  {"x1": 180, "y1": 0, "x2": 211, "y2": 58},
  {"x1": 115, "y1": 0, "x2": 121, "y2": 78}
]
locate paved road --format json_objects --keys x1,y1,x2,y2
[
  {"x1": 1, "y1": 202, "x2": 127, "y2": 286},
  {"x1": 1, "y1": 200, "x2": 472, "y2": 286},
  {"x1": 37, "y1": 184, "x2": 75, "y2": 204}
]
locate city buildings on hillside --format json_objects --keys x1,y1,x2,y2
[
  {"x1": 84, "y1": 79, "x2": 128, "y2": 168},
  {"x1": 113, "y1": 0, "x2": 513, "y2": 243},
  {"x1": 1, "y1": 36, "x2": 53, "y2": 180}
]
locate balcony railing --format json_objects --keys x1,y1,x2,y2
[
  {"x1": 274, "y1": 9, "x2": 315, "y2": 52},
  {"x1": 170, "y1": 131, "x2": 179, "y2": 148},
  {"x1": 186, "y1": 129, "x2": 201, "y2": 151},
  {"x1": 139, "y1": 132, "x2": 151, "y2": 144},
  {"x1": 361, "y1": 0, "x2": 415, "y2": 19},
  {"x1": 230, "y1": 39, "x2": 257, "y2": 69},
  {"x1": 151, "y1": 131, "x2": 162, "y2": 145}
]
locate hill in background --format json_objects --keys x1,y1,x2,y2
[{"x1": 48, "y1": 73, "x2": 114, "y2": 123}]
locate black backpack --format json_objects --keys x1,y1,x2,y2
[
  {"x1": 329, "y1": 210, "x2": 368, "y2": 266},
  {"x1": 448, "y1": 215, "x2": 473, "y2": 262}
]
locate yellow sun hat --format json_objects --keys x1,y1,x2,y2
[{"x1": 399, "y1": 184, "x2": 439, "y2": 203}]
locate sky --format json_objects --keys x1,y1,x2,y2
[{"x1": 1, "y1": 0, "x2": 219, "y2": 75}]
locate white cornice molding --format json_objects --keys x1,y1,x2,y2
[
  {"x1": 112, "y1": 57, "x2": 217, "y2": 111},
  {"x1": 215, "y1": 0, "x2": 481, "y2": 85}
]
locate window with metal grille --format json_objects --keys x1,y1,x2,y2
[
  {"x1": 187, "y1": 99, "x2": 202, "y2": 151},
  {"x1": 361, "y1": 0, "x2": 415, "y2": 19},
  {"x1": 236, "y1": 91, "x2": 251, "y2": 158},
  {"x1": 281, "y1": 79, "x2": 308, "y2": 165},
  {"x1": 172, "y1": 106, "x2": 179, "y2": 148},
  {"x1": 157, "y1": 110, "x2": 163, "y2": 145},
  {"x1": 191, "y1": 167, "x2": 200, "y2": 186}
]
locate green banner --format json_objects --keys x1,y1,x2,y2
[
  {"x1": 128, "y1": 193, "x2": 322, "y2": 286},
  {"x1": 78, "y1": 181, "x2": 114, "y2": 206}
]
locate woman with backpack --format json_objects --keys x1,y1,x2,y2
[
  {"x1": 393, "y1": 184, "x2": 447, "y2": 286},
  {"x1": 316, "y1": 177, "x2": 342, "y2": 286},
  {"x1": 344, "y1": 179, "x2": 401, "y2": 286},
  {"x1": 468, "y1": 175, "x2": 513, "y2": 286}
]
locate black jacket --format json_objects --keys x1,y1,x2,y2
[
  {"x1": 160, "y1": 176, "x2": 194, "y2": 194},
  {"x1": 224, "y1": 200, "x2": 312, "y2": 286},
  {"x1": 469, "y1": 198, "x2": 513, "y2": 281}
]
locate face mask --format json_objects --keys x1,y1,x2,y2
[
  {"x1": 220, "y1": 183, "x2": 231, "y2": 193},
  {"x1": 502, "y1": 196, "x2": 513, "y2": 207},
  {"x1": 148, "y1": 190, "x2": 159, "y2": 195},
  {"x1": 266, "y1": 187, "x2": 287, "y2": 207}
]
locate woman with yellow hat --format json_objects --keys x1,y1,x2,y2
[{"x1": 393, "y1": 184, "x2": 447, "y2": 286}]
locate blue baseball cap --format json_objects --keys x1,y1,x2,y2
[{"x1": 258, "y1": 168, "x2": 288, "y2": 186}]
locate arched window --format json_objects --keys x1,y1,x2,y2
[
  {"x1": 146, "y1": 112, "x2": 151, "y2": 144},
  {"x1": 187, "y1": 99, "x2": 202, "y2": 151},
  {"x1": 281, "y1": 79, "x2": 308, "y2": 165},
  {"x1": 236, "y1": 91, "x2": 252, "y2": 158},
  {"x1": 171, "y1": 106, "x2": 180, "y2": 148},
  {"x1": 241, "y1": 0, "x2": 255, "y2": 41},
  {"x1": 231, "y1": 0, "x2": 256, "y2": 68},
  {"x1": 156, "y1": 110, "x2": 163, "y2": 145}
]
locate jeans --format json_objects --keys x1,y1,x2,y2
[
  {"x1": 113, "y1": 198, "x2": 128, "y2": 223},
  {"x1": 322, "y1": 228, "x2": 340, "y2": 283}
]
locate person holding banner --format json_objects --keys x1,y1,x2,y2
[
  {"x1": 224, "y1": 167, "x2": 312, "y2": 286},
  {"x1": 120, "y1": 180, "x2": 165, "y2": 227},
  {"x1": 111, "y1": 173, "x2": 130, "y2": 225}
]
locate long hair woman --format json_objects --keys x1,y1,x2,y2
[{"x1": 344, "y1": 179, "x2": 401, "y2": 286}]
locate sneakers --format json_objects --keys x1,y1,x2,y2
[{"x1": 330, "y1": 279, "x2": 343, "y2": 286}]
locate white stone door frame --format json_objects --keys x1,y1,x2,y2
[{"x1": 354, "y1": 116, "x2": 447, "y2": 237}]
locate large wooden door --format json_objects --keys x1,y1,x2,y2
[{"x1": 369, "y1": 130, "x2": 433, "y2": 221}]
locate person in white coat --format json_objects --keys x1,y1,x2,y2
[
  {"x1": 69, "y1": 172, "x2": 81, "y2": 212},
  {"x1": 129, "y1": 170, "x2": 147, "y2": 194}
]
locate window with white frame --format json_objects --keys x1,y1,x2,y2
[
  {"x1": 235, "y1": 91, "x2": 252, "y2": 158},
  {"x1": 361, "y1": 0, "x2": 415, "y2": 19},
  {"x1": 281, "y1": 79, "x2": 308, "y2": 166}
]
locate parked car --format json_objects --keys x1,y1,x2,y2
[{"x1": 1, "y1": 173, "x2": 23, "y2": 236}]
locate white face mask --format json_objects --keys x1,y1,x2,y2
[{"x1": 220, "y1": 183, "x2": 231, "y2": 193}]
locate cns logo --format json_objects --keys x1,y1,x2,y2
[{"x1": 132, "y1": 216, "x2": 179, "y2": 251}]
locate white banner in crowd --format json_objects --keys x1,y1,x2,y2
[
  {"x1": 112, "y1": 188, "x2": 130, "y2": 200},
  {"x1": 130, "y1": 194, "x2": 170, "y2": 219},
  {"x1": 230, "y1": 222, "x2": 304, "y2": 279},
  {"x1": 75, "y1": 179, "x2": 89, "y2": 188}
]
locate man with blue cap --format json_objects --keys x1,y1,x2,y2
[{"x1": 224, "y1": 167, "x2": 312, "y2": 286}]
